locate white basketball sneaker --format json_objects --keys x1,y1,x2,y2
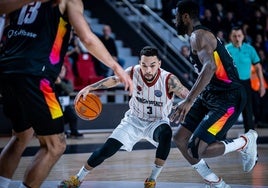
[
  {"x1": 240, "y1": 129, "x2": 258, "y2": 172},
  {"x1": 204, "y1": 177, "x2": 231, "y2": 188}
]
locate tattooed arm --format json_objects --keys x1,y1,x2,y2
[
  {"x1": 75, "y1": 76, "x2": 121, "y2": 102},
  {"x1": 167, "y1": 74, "x2": 189, "y2": 99},
  {"x1": 75, "y1": 68, "x2": 131, "y2": 102}
]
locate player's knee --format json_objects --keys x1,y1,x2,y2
[
  {"x1": 160, "y1": 126, "x2": 172, "y2": 141},
  {"x1": 50, "y1": 141, "x2": 66, "y2": 158},
  {"x1": 43, "y1": 136, "x2": 66, "y2": 158},
  {"x1": 155, "y1": 124, "x2": 172, "y2": 142}
]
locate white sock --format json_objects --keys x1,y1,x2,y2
[
  {"x1": 192, "y1": 159, "x2": 219, "y2": 182},
  {"x1": 148, "y1": 164, "x2": 163, "y2": 181},
  {"x1": 221, "y1": 137, "x2": 246, "y2": 155},
  {"x1": 0, "y1": 176, "x2": 11, "y2": 188},
  {"x1": 76, "y1": 166, "x2": 90, "y2": 182}
]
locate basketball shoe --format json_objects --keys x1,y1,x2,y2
[
  {"x1": 144, "y1": 178, "x2": 156, "y2": 188},
  {"x1": 58, "y1": 176, "x2": 81, "y2": 188},
  {"x1": 204, "y1": 177, "x2": 231, "y2": 188},
  {"x1": 240, "y1": 129, "x2": 258, "y2": 172}
]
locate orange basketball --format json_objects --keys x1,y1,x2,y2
[{"x1": 74, "y1": 93, "x2": 102, "y2": 120}]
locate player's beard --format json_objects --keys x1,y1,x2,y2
[
  {"x1": 176, "y1": 22, "x2": 187, "y2": 36},
  {"x1": 144, "y1": 73, "x2": 156, "y2": 82},
  {"x1": 176, "y1": 15, "x2": 187, "y2": 36}
]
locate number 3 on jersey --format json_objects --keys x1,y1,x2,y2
[
  {"x1": 147, "y1": 106, "x2": 152, "y2": 114},
  {"x1": 18, "y1": 2, "x2": 41, "y2": 25}
]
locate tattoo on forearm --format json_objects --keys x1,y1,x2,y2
[
  {"x1": 94, "y1": 81, "x2": 109, "y2": 89},
  {"x1": 169, "y1": 76, "x2": 183, "y2": 91},
  {"x1": 92, "y1": 77, "x2": 118, "y2": 90}
]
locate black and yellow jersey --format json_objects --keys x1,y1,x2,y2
[
  {"x1": 191, "y1": 25, "x2": 242, "y2": 91},
  {"x1": 0, "y1": 1, "x2": 71, "y2": 81}
]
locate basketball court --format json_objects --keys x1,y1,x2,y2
[
  {"x1": 1, "y1": 127, "x2": 267, "y2": 188},
  {"x1": 8, "y1": 181, "x2": 268, "y2": 188}
]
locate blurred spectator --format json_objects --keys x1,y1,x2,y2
[
  {"x1": 216, "y1": 30, "x2": 227, "y2": 44},
  {"x1": 249, "y1": 8, "x2": 266, "y2": 38},
  {"x1": 66, "y1": 30, "x2": 80, "y2": 65},
  {"x1": 66, "y1": 30, "x2": 80, "y2": 77},
  {"x1": 94, "y1": 25, "x2": 125, "y2": 77},
  {"x1": 226, "y1": 26, "x2": 266, "y2": 133},
  {"x1": 241, "y1": 23, "x2": 253, "y2": 44},
  {"x1": 200, "y1": 8, "x2": 219, "y2": 34},
  {"x1": 55, "y1": 65, "x2": 84, "y2": 139},
  {"x1": 180, "y1": 45, "x2": 190, "y2": 62},
  {"x1": 214, "y1": 3, "x2": 225, "y2": 23},
  {"x1": 253, "y1": 33, "x2": 266, "y2": 52},
  {"x1": 234, "y1": 0, "x2": 254, "y2": 25},
  {"x1": 220, "y1": 11, "x2": 237, "y2": 37},
  {"x1": 180, "y1": 45, "x2": 194, "y2": 86}
]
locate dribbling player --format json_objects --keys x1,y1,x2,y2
[{"x1": 59, "y1": 46, "x2": 189, "y2": 188}]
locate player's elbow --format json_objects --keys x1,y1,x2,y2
[
  {"x1": 79, "y1": 37, "x2": 94, "y2": 50},
  {"x1": 78, "y1": 32, "x2": 97, "y2": 50}
]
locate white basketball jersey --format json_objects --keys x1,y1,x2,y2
[{"x1": 129, "y1": 65, "x2": 174, "y2": 122}]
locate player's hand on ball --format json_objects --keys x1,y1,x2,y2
[
  {"x1": 74, "y1": 93, "x2": 102, "y2": 121},
  {"x1": 75, "y1": 86, "x2": 92, "y2": 104}
]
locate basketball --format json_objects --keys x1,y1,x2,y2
[{"x1": 74, "y1": 93, "x2": 102, "y2": 120}]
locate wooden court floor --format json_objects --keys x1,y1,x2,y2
[{"x1": 0, "y1": 127, "x2": 268, "y2": 188}]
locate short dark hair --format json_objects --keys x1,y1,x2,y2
[
  {"x1": 176, "y1": 0, "x2": 199, "y2": 19},
  {"x1": 231, "y1": 26, "x2": 243, "y2": 33},
  {"x1": 230, "y1": 25, "x2": 246, "y2": 37},
  {"x1": 140, "y1": 46, "x2": 159, "y2": 59}
]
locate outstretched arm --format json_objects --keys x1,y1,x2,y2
[
  {"x1": 65, "y1": 0, "x2": 133, "y2": 94},
  {"x1": 170, "y1": 30, "x2": 217, "y2": 123},
  {"x1": 75, "y1": 76, "x2": 121, "y2": 103}
]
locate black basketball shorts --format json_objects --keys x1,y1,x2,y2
[
  {"x1": 181, "y1": 88, "x2": 246, "y2": 144},
  {"x1": 0, "y1": 75, "x2": 64, "y2": 135}
]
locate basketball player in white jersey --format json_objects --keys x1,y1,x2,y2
[{"x1": 59, "y1": 46, "x2": 189, "y2": 188}]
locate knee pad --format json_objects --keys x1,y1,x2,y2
[
  {"x1": 155, "y1": 124, "x2": 172, "y2": 160},
  {"x1": 188, "y1": 136, "x2": 201, "y2": 159},
  {"x1": 153, "y1": 124, "x2": 172, "y2": 142}
]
